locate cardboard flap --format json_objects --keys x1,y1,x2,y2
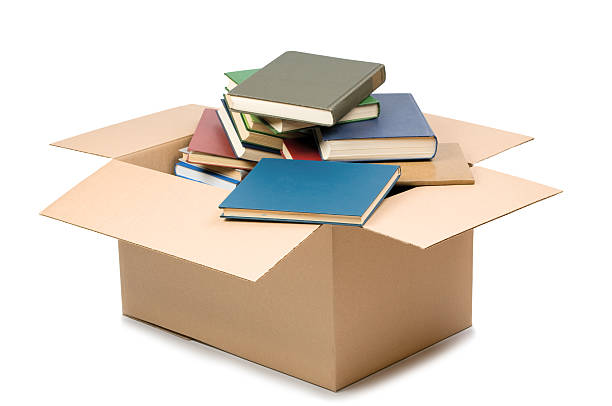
[
  {"x1": 365, "y1": 166, "x2": 561, "y2": 248},
  {"x1": 52, "y1": 105, "x2": 207, "y2": 158},
  {"x1": 41, "y1": 160, "x2": 319, "y2": 281},
  {"x1": 424, "y1": 114, "x2": 533, "y2": 164}
]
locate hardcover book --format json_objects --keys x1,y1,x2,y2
[
  {"x1": 175, "y1": 161, "x2": 240, "y2": 191},
  {"x1": 377, "y1": 143, "x2": 474, "y2": 186},
  {"x1": 281, "y1": 136, "x2": 321, "y2": 161},
  {"x1": 316, "y1": 93, "x2": 438, "y2": 161},
  {"x1": 225, "y1": 68, "x2": 380, "y2": 133},
  {"x1": 178, "y1": 153, "x2": 247, "y2": 181},
  {"x1": 186, "y1": 109, "x2": 255, "y2": 170},
  {"x1": 218, "y1": 99, "x2": 282, "y2": 161},
  {"x1": 281, "y1": 139, "x2": 472, "y2": 186},
  {"x1": 223, "y1": 95, "x2": 283, "y2": 151},
  {"x1": 188, "y1": 109, "x2": 235, "y2": 156},
  {"x1": 226, "y1": 51, "x2": 385, "y2": 126},
  {"x1": 225, "y1": 69, "x2": 259, "y2": 91},
  {"x1": 219, "y1": 159, "x2": 400, "y2": 226}
]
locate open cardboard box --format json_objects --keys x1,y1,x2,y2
[{"x1": 41, "y1": 105, "x2": 561, "y2": 391}]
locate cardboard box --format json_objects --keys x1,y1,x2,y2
[{"x1": 41, "y1": 105, "x2": 560, "y2": 391}]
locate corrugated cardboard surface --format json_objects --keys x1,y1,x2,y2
[
  {"x1": 366, "y1": 166, "x2": 562, "y2": 248},
  {"x1": 40, "y1": 160, "x2": 558, "y2": 280},
  {"x1": 332, "y1": 227, "x2": 473, "y2": 389},
  {"x1": 119, "y1": 227, "x2": 473, "y2": 391},
  {"x1": 117, "y1": 136, "x2": 191, "y2": 174},
  {"x1": 51, "y1": 105, "x2": 532, "y2": 170},
  {"x1": 42, "y1": 104, "x2": 561, "y2": 391},
  {"x1": 425, "y1": 113, "x2": 533, "y2": 164},
  {"x1": 52, "y1": 105, "x2": 206, "y2": 158},
  {"x1": 41, "y1": 160, "x2": 318, "y2": 281},
  {"x1": 119, "y1": 226, "x2": 336, "y2": 389}
]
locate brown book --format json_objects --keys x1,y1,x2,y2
[
  {"x1": 226, "y1": 51, "x2": 385, "y2": 126},
  {"x1": 378, "y1": 143, "x2": 474, "y2": 186},
  {"x1": 281, "y1": 139, "x2": 473, "y2": 186}
]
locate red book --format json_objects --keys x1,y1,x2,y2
[
  {"x1": 188, "y1": 109, "x2": 236, "y2": 158},
  {"x1": 281, "y1": 136, "x2": 322, "y2": 161},
  {"x1": 185, "y1": 109, "x2": 255, "y2": 170}
]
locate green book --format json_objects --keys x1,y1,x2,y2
[
  {"x1": 224, "y1": 62, "x2": 381, "y2": 133},
  {"x1": 222, "y1": 94, "x2": 308, "y2": 152},
  {"x1": 223, "y1": 85, "x2": 281, "y2": 136}
]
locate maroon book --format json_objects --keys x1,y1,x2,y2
[
  {"x1": 188, "y1": 109, "x2": 236, "y2": 158},
  {"x1": 281, "y1": 137, "x2": 322, "y2": 161}
]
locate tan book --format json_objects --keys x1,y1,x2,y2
[
  {"x1": 378, "y1": 143, "x2": 474, "y2": 186},
  {"x1": 281, "y1": 139, "x2": 473, "y2": 187},
  {"x1": 179, "y1": 147, "x2": 255, "y2": 171},
  {"x1": 178, "y1": 158, "x2": 247, "y2": 181}
]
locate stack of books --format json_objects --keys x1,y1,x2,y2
[{"x1": 175, "y1": 51, "x2": 473, "y2": 226}]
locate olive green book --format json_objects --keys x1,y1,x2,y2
[
  {"x1": 225, "y1": 68, "x2": 380, "y2": 133},
  {"x1": 226, "y1": 51, "x2": 385, "y2": 126}
]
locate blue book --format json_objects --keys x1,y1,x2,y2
[
  {"x1": 175, "y1": 160, "x2": 241, "y2": 191},
  {"x1": 219, "y1": 158, "x2": 400, "y2": 226},
  {"x1": 315, "y1": 93, "x2": 438, "y2": 161}
]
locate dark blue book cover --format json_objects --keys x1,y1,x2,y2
[
  {"x1": 219, "y1": 158, "x2": 399, "y2": 226},
  {"x1": 320, "y1": 93, "x2": 435, "y2": 141}
]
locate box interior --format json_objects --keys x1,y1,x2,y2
[
  {"x1": 117, "y1": 135, "x2": 191, "y2": 175},
  {"x1": 41, "y1": 104, "x2": 562, "y2": 282}
]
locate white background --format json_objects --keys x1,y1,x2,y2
[{"x1": 2, "y1": 1, "x2": 611, "y2": 404}]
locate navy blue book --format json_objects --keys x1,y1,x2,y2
[
  {"x1": 315, "y1": 93, "x2": 438, "y2": 161},
  {"x1": 219, "y1": 158, "x2": 400, "y2": 226}
]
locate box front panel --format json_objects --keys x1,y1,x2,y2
[
  {"x1": 332, "y1": 228, "x2": 473, "y2": 389},
  {"x1": 117, "y1": 226, "x2": 337, "y2": 389}
]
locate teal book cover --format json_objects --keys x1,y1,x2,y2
[{"x1": 219, "y1": 158, "x2": 399, "y2": 226}]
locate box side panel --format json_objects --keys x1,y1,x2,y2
[
  {"x1": 365, "y1": 166, "x2": 561, "y2": 249},
  {"x1": 51, "y1": 104, "x2": 206, "y2": 158},
  {"x1": 41, "y1": 160, "x2": 318, "y2": 281},
  {"x1": 332, "y1": 227, "x2": 473, "y2": 390},
  {"x1": 116, "y1": 136, "x2": 191, "y2": 175},
  {"x1": 117, "y1": 226, "x2": 337, "y2": 389},
  {"x1": 424, "y1": 113, "x2": 532, "y2": 164}
]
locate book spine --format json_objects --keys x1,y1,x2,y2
[{"x1": 329, "y1": 64, "x2": 386, "y2": 125}]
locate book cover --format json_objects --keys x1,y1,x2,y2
[
  {"x1": 378, "y1": 143, "x2": 474, "y2": 186},
  {"x1": 227, "y1": 51, "x2": 385, "y2": 125},
  {"x1": 225, "y1": 68, "x2": 379, "y2": 109},
  {"x1": 316, "y1": 93, "x2": 438, "y2": 161},
  {"x1": 188, "y1": 109, "x2": 236, "y2": 158},
  {"x1": 226, "y1": 68, "x2": 380, "y2": 133},
  {"x1": 219, "y1": 159, "x2": 399, "y2": 226},
  {"x1": 225, "y1": 69, "x2": 259, "y2": 91},
  {"x1": 320, "y1": 93, "x2": 435, "y2": 141},
  {"x1": 281, "y1": 136, "x2": 322, "y2": 161},
  {"x1": 280, "y1": 139, "x2": 471, "y2": 186}
]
